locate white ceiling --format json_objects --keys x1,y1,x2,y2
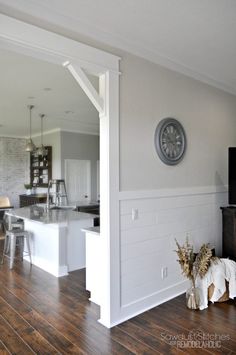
[
  {"x1": 0, "y1": 49, "x2": 99, "y2": 137},
  {"x1": 1, "y1": 0, "x2": 236, "y2": 95}
]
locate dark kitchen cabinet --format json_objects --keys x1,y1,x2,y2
[
  {"x1": 19, "y1": 194, "x2": 47, "y2": 208},
  {"x1": 221, "y1": 207, "x2": 236, "y2": 260},
  {"x1": 30, "y1": 146, "x2": 52, "y2": 187}
]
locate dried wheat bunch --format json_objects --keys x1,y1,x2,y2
[
  {"x1": 175, "y1": 238, "x2": 195, "y2": 282},
  {"x1": 175, "y1": 239, "x2": 219, "y2": 286},
  {"x1": 194, "y1": 243, "x2": 212, "y2": 279}
]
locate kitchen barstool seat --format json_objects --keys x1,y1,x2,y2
[{"x1": 1, "y1": 229, "x2": 32, "y2": 269}]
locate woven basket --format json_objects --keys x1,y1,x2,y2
[{"x1": 208, "y1": 281, "x2": 229, "y2": 302}]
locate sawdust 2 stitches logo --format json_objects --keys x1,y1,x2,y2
[{"x1": 161, "y1": 328, "x2": 230, "y2": 349}]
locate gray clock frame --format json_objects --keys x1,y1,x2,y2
[{"x1": 154, "y1": 117, "x2": 186, "y2": 165}]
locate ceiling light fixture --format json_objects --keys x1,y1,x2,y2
[
  {"x1": 37, "y1": 114, "x2": 47, "y2": 156},
  {"x1": 25, "y1": 105, "x2": 36, "y2": 152}
]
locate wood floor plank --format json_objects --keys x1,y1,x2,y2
[
  {"x1": 0, "y1": 340, "x2": 11, "y2": 355},
  {"x1": 0, "y1": 314, "x2": 34, "y2": 355},
  {"x1": 0, "y1": 287, "x2": 83, "y2": 355},
  {"x1": 111, "y1": 326, "x2": 159, "y2": 355},
  {"x1": 132, "y1": 316, "x2": 206, "y2": 355},
  {"x1": 0, "y1": 299, "x2": 60, "y2": 355},
  {"x1": 176, "y1": 296, "x2": 236, "y2": 332},
  {"x1": 0, "y1": 240, "x2": 235, "y2": 355},
  {"x1": 140, "y1": 302, "x2": 234, "y2": 354},
  {"x1": 0, "y1": 281, "x2": 132, "y2": 355},
  {"x1": 0, "y1": 265, "x2": 135, "y2": 354},
  {"x1": 12, "y1": 265, "x2": 99, "y2": 319},
  {"x1": 150, "y1": 299, "x2": 236, "y2": 351},
  {"x1": 140, "y1": 312, "x2": 217, "y2": 355},
  {"x1": 168, "y1": 298, "x2": 236, "y2": 345},
  {"x1": 117, "y1": 319, "x2": 186, "y2": 355}
]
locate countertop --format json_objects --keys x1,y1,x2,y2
[
  {"x1": 73, "y1": 200, "x2": 99, "y2": 207},
  {"x1": 82, "y1": 226, "x2": 100, "y2": 235},
  {"x1": 6, "y1": 205, "x2": 97, "y2": 225}
]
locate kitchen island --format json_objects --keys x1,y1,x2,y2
[{"x1": 6, "y1": 205, "x2": 96, "y2": 277}]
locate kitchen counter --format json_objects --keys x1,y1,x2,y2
[
  {"x1": 6, "y1": 205, "x2": 96, "y2": 277},
  {"x1": 7, "y1": 205, "x2": 96, "y2": 226},
  {"x1": 82, "y1": 226, "x2": 100, "y2": 235}
]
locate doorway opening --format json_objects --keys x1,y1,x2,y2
[{"x1": 0, "y1": 14, "x2": 120, "y2": 328}]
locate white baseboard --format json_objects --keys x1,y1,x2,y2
[
  {"x1": 24, "y1": 255, "x2": 68, "y2": 277},
  {"x1": 99, "y1": 281, "x2": 187, "y2": 328}
]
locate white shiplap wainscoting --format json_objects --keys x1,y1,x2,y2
[{"x1": 118, "y1": 186, "x2": 227, "y2": 320}]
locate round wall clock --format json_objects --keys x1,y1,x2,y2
[{"x1": 154, "y1": 118, "x2": 186, "y2": 165}]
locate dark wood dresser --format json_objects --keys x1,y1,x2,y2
[
  {"x1": 221, "y1": 206, "x2": 236, "y2": 260},
  {"x1": 19, "y1": 194, "x2": 47, "y2": 208}
]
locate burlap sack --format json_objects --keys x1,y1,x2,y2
[{"x1": 208, "y1": 281, "x2": 229, "y2": 302}]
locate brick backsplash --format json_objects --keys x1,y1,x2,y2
[{"x1": 0, "y1": 137, "x2": 29, "y2": 207}]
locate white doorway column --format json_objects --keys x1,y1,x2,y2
[
  {"x1": 99, "y1": 71, "x2": 120, "y2": 326},
  {"x1": 64, "y1": 63, "x2": 120, "y2": 327}
]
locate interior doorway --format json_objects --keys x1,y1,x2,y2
[
  {"x1": 65, "y1": 159, "x2": 91, "y2": 202},
  {"x1": 0, "y1": 13, "x2": 120, "y2": 328}
]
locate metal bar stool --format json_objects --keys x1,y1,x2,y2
[{"x1": 1, "y1": 229, "x2": 32, "y2": 269}]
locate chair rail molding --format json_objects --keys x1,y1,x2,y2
[{"x1": 119, "y1": 185, "x2": 228, "y2": 201}]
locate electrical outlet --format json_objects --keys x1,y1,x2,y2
[{"x1": 132, "y1": 208, "x2": 139, "y2": 221}]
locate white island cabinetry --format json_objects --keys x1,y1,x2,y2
[
  {"x1": 82, "y1": 226, "x2": 101, "y2": 305},
  {"x1": 6, "y1": 206, "x2": 96, "y2": 277}
]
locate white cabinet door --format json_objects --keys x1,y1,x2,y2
[{"x1": 65, "y1": 159, "x2": 91, "y2": 202}]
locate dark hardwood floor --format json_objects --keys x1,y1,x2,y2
[{"x1": 0, "y1": 240, "x2": 235, "y2": 354}]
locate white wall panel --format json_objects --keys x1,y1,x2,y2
[{"x1": 120, "y1": 189, "x2": 227, "y2": 309}]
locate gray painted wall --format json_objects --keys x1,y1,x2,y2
[
  {"x1": 119, "y1": 53, "x2": 236, "y2": 191},
  {"x1": 61, "y1": 131, "x2": 99, "y2": 201},
  {"x1": 16, "y1": 18, "x2": 236, "y2": 193},
  {"x1": 34, "y1": 130, "x2": 99, "y2": 200},
  {"x1": 0, "y1": 137, "x2": 29, "y2": 207}
]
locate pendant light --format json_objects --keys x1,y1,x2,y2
[
  {"x1": 25, "y1": 105, "x2": 36, "y2": 152},
  {"x1": 37, "y1": 114, "x2": 47, "y2": 156}
]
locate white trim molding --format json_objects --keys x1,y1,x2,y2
[
  {"x1": 64, "y1": 62, "x2": 105, "y2": 115},
  {"x1": 106, "y1": 281, "x2": 188, "y2": 328},
  {"x1": 0, "y1": 14, "x2": 120, "y2": 75},
  {"x1": 119, "y1": 185, "x2": 228, "y2": 201},
  {"x1": 30, "y1": 128, "x2": 100, "y2": 139},
  {"x1": 1, "y1": 1, "x2": 235, "y2": 95}
]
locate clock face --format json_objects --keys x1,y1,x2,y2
[{"x1": 154, "y1": 118, "x2": 186, "y2": 165}]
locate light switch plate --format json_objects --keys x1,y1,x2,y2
[{"x1": 132, "y1": 208, "x2": 139, "y2": 220}]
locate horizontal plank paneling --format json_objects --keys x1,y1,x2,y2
[{"x1": 120, "y1": 190, "x2": 227, "y2": 307}]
